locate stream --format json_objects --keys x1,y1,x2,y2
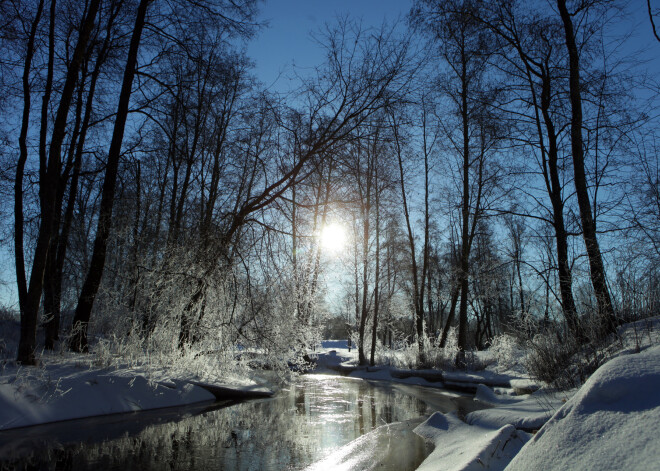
[{"x1": 0, "y1": 374, "x2": 485, "y2": 471}]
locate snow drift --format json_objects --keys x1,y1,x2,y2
[{"x1": 506, "y1": 344, "x2": 660, "y2": 471}]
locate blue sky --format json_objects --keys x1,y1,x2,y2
[
  {"x1": 247, "y1": 0, "x2": 412, "y2": 91},
  {"x1": 246, "y1": 0, "x2": 660, "y2": 91}
]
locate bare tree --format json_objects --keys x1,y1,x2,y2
[
  {"x1": 43, "y1": 0, "x2": 123, "y2": 350},
  {"x1": 413, "y1": 0, "x2": 502, "y2": 366},
  {"x1": 69, "y1": 0, "x2": 152, "y2": 352},
  {"x1": 16, "y1": 0, "x2": 101, "y2": 365},
  {"x1": 556, "y1": 0, "x2": 617, "y2": 338},
  {"x1": 389, "y1": 95, "x2": 438, "y2": 366},
  {"x1": 648, "y1": 0, "x2": 660, "y2": 43},
  {"x1": 478, "y1": 2, "x2": 583, "y2": 339}
]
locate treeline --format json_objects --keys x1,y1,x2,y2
[{"x1": 1, "y1": 0, "x2": 658, "y2": 369}]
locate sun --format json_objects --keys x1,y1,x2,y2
[{"x1": 320, "y1": 223, "x2": 347, "y2": 254}]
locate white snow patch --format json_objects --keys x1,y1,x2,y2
[
  {"x1": 0, "y1": 367, "x2": 215, "y2": 430},
  {"x1": 468, "y1": 385, "x2": 568, "y2": 431},
  {"x1": 414, "y1": 412, "x2": 530, "y2": 471},
  {"x1": 0, "y1": 355, "x2": 272, "y2": 431}
]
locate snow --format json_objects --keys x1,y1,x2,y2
[
  {"x1": 412, "y1": 342, "x2": 660, "y2": 471},
  {"x1": 467, "y1": 384, "x2": 569, "y2": 431},
  {"x1": 1, "y1": 321, "x2": 659, "y2": 470},
  {"x1": 304, "y1": 419, "x2": 431, "y2": 471},
  {"x1": 0, "y1": 358, "x2": 271, "y2": 431},
  {"x1": 505, "y1": 344, "x2": 660, "y2": 471},
  {"x1": 311, "y1": 341, "x2": 540, "y2": 394},
  {"x1": 413, "y1": 412, "x2": 529, "y2": 471},
  {"x1": 0, "y1": 366, "x2": 214, "y2": 430}
]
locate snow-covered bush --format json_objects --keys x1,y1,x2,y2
[
  {"x1": 376, "y1": 329, "x2": 461, "y2": 370},
  {"x1": 525, "y1": 332, "x2": 576, "y2": 388},
  {"x1": 71, "y1": 244, "x2": 317, "y2": 379},
  {"x1": 489, "y1": 334, "x2": 527, "y2": 373},
  {"x1": 421, "y1": 329, "x2": 461, "y2": 369}
]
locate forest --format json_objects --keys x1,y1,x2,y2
[{"x1": 1, "y1": 0, "x2": 658, "y2": 385}]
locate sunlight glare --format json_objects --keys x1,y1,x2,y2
[{"x1": 320, "y1": 223, "x2": 347, "y2": 254}]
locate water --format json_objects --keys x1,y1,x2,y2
[{"x1": 0, "y1": 375, "x2": 483, "y2": 471}]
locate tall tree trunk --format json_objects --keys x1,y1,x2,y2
[
  {"x1": 485, "y1": 9, "x2": 583, "y2": 340},
  {"x1": 127, "y1": 160, "x2": 142, "y2": 312},
  {"x1": 541, "y1": 82, "x2": 581, "y2": 339},
  {"x1": 370, "y1": 164, "x2": 381, "y2": 367},
  {"x1": 17, "y1": 0, "x2": 100, "y2": 364},
  {"x1": 358, "y1": 179, "x2": 371, "y2": 366},
  {"x1": 531, "y1": 58, "x2": 582, "y2": 340},
  {"x1": 70, "y1": 0, "x2": 151, "y2": 352},
  {"x1": 15, "y1": 0, "x2": 45, "y2": 325},
  {"x1": 392, "y1": 113, "x2": 426, "y2": 366},
  {"x1": 44, "y1": 29, "x2": 108, "y2": 348},
  {"x1": 439, "y1": 282, "x2": 460, "y2": 348},
  {"x1": 44, "y1": 36, "x2": 86, "y2": 349},
  {"x1": 557, "y1": 0, "x2": 617, "y2": 338},
  {"x1": 456, "y1": 52, "x2": 471, "y2": 368},
  {"x1": 301, "y1": 162, "x2": 334, "y2": 324}
]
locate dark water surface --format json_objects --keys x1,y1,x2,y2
[{"x1": 0, "y1": 375, "x2": 482, "y2": 471}]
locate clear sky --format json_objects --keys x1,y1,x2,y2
[
  {"x1": 246, "y1": 0, "x2": 659, "y2": 92},
  {"x1": 246, "y1": 0, "x2": 413, "y2": 92}
]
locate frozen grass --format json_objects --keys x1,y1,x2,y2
[{"x1": 373, "y1": 330, "x2": 463, "y2": 370}]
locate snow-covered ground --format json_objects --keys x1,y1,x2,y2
[
  {"x1": 309, "y1": 319, "x2": 660, "y2": 471},
  {"x1": 411, "y1": 319, "x2": 660, "y2": 471},
  {"x1": 0, "y1": 352, "x2": 273, "y2": 431},
  {"x1": 414, "y1": 412, "x2": 530, "y2": 471},
  {"x1": 1, "y1": 317, "x2": 658, "y2": 470},
  {"x1": 411, "y1": 344, "x2": 660, "y2": 471},
  {"x1": 309, "y1": 340, "x2": 538, "y2": 394},
  {"x1": 506, "y1": 344, "x2": 660, "y2": 471},
  {"x1": 467, "y1": 384, "x2": 569, "y2": 431}
]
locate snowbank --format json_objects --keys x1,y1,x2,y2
[
  {"x1": 414, "y1": 412, "x2": 529, "y2": 471},
  {"x1": 467, "y1": 384, "x2": 568, "y2": 431},
  {"x1": 0, "y1": 367, "x2": 216, "y2": 430},
  {"x1": 506, "y1": 345, "x2": 660, "y2": 471},
  {"x1": 0, "y1": 358, "x2": 275, "y2": 431}
]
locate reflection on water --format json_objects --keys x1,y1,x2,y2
[{"x1": 0, "y1": 375, "x2": 477, "y2": 471}]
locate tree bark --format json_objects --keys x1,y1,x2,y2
[
  {"x1": 392, "y1": 112, "x2": 426, "y2": 366},
  {"x1": 557, "y1": 0, "x2": 617, "y2": 338},
  {"x1": 17, "y1": 0, "x2": 100, "y2": 364},
  {"x1": 15, "y1": 0, "x2": 45, "y2": 323},
  {"x1": 358, "y1": 156, "x2": 371, "y2": 366},
  {"x1": 370, "y1": 162, "x2": 381, "y2": 367},
  {"x1": 456, "y1": 48, "x2": 471, "y2": 368},
  {"x1": 70, "y1": 0, "x2": 151, "y2": 352}
]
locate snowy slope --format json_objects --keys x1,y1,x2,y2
[
  {"x1": 505, "y1": 345, "x2": 660, "y2": 471},
  {"x1": 466, "y1": 384, "x2": 569, "y2": 431},
  {"x1": 0, "y1": 367, "x2": 215, "y2": 430},
  {"x1": 413, "y1": 412, "x2": 530, "y2": 471},
  {"x1": 0, "y1": 358, "x2": 276, "y2": 430}
]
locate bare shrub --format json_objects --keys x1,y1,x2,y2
[{"x1": 525, "y1": 323, "x2": 614, "y2": 391}]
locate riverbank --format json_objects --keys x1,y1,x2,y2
[
  {"x1": 1, "y1": 317, "x2": 658, "y2": 470},
  {"x1": 0, "y1": 353, "x2": 274, "y2": 431},
  {"x1": 410, "y1": 343, "x2": 660, "y2": 471}
]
